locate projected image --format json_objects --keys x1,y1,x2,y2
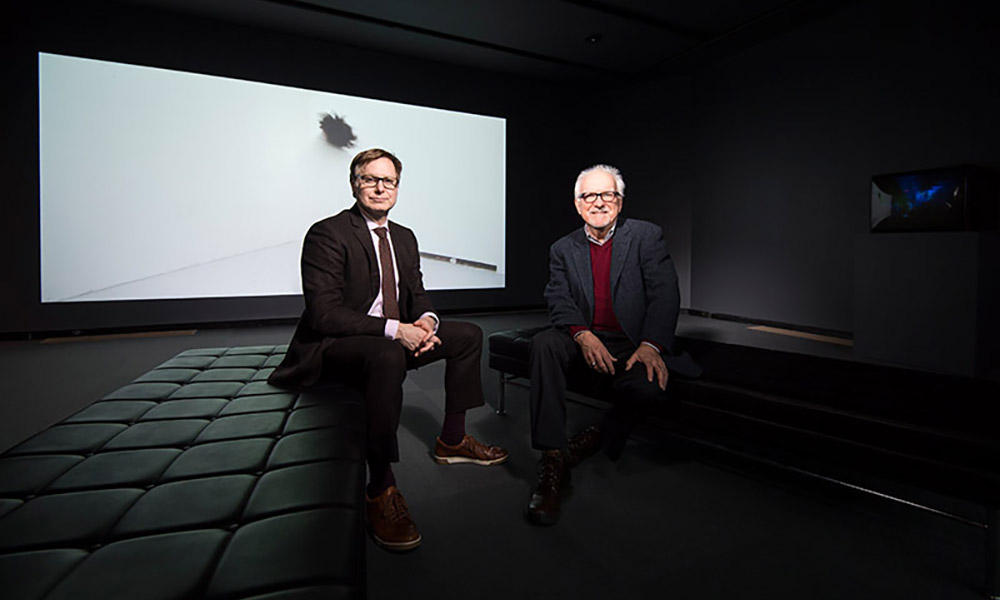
[{"x1": 38, "y1": 53, "x2": 506, "y2": 303}]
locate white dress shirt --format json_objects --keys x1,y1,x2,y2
[{"x1": 362, "y1": 215, "x2": 438, "y2": 339}]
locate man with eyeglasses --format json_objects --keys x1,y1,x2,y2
[
  {"x1": 524, "y1": 164, "x2": 698, "y2": 525},
  {"x1": 270, "y1": 148, "x2": 508, "y2": 551}
]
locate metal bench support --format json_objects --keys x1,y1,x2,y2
[
  {"x1": 989, "y1": 508, "x2": 999, "y2": 599},
  {"x1": 496, "y1": 371, "x2": 513, "y2": 415}
]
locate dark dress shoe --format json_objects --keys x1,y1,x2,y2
[
  {"x1": 525, "y1": 452, "x2": 570, "y2": 526},
  {"x1": 565, "y1": 425, "x2": 602, "y2": 468},
  {"x1": 433, "y1": 434, "x2": 509, "y2": 466},
  {"x1": 366, "y1": 485, "x2": 421, "y2": 551}
]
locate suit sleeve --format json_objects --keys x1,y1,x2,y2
[
  {"x1": 300, "y1": 222, "x2": 385, "y2": 338},
  {"x1": 638, "y1": 225, "x2": 680, "y2": 353},
  {"x1": 544, "y1": 240, "x2": 588, "y2": 329}
]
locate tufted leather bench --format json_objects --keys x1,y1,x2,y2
[{"x1": 0, "y1": 345, "x2": 366, "y2": 600}]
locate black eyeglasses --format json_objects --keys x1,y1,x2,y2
[
  {"x1": 577, "y1": 191, "x2": 621, "y2": 204},
  {"x1": 355, "y1": 175, "x2": 399, "y2": 189}
]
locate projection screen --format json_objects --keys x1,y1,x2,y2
[{"x1": 38, "y1": 52, "x2": 506, "y2": 303}]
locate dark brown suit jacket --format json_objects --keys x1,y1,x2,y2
[{"x1": 269, "y1": 204, "x2": 435, "y2": 389}]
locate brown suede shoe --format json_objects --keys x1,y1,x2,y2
[
  {"x1": 525, "y1": 451, "x2": 570, "y2": 526},
  {"x1": 565, "y1": 424, "x2": 602, "y2": 468},
  {"x1": 433, "y1": 435, "x2": 509, "y2": 466},
  {"x1": 366, "y1": 485, "x2": 421, "y2": 551}
]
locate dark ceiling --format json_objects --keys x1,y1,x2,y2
[{"x1": 118, "y1": 0, "x2": 854, "y2": 81}]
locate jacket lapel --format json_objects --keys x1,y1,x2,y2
[
  {"x1": 348, "y1": 205, "x2": 380, "y2": 299},
  {"x1": 570, "y1": 230, "x2": 594, "y2": 319},
  {"x1": 388, "y1": 218, "x2": 411, "y2": 292},
  {"x1": 610, "y1": 218, "x2": 631, "y2": 294}
]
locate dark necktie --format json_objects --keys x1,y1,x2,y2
[{"x1": 373, "y1": 227, "x2": 400, "y2": 320}]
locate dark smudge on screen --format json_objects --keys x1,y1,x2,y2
[{"x1": 319, "y1": 112, "x2": 357, "y2": 149}]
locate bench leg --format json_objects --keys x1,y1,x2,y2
[
  {"x1": 989, "y1": 508, "x2": 999, "y2": 600},
  {"x1": 496, "y1": 371, "x2": 507, "y2": 416}
]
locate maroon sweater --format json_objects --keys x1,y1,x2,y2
[{"x1": 569, "y1": 238, "x2": 662, "y2": 352}]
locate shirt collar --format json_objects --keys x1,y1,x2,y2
[
  {"x1": 363, "y1": 213, "x2": 388, "y2": 232},
  {"x1": 584, "y1": 220, "x2": 616, "y2": 246}
]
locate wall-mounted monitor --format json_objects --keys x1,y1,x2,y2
[{"x1": 870, "y1": 165, "x2": 997, "y2": 233}]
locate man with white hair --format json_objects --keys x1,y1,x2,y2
[{"x1": 525, "y1": 164, "x2": 698, "y2": 525}]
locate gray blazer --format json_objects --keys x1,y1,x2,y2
[{"x1": 544, "y1": 217, "x2": 700, "y2": 377}]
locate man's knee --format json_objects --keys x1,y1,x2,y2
[
  {"x1": 366, "y1": 339, "x2": 407, "y2": 374},
  {"x1": 616, "y1": 373, "x2": 666, "y2": 405},
  {"x1": 446, "y1": 320, "x2": 482, "y2": 342},
  {"x1": 437, "y1": 320, "x2": 482, "y2": 356},
  {"x1": 529, "y1": 327, "x2": 572, "y2": 363}
]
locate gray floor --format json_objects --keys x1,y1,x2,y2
[{"x1": 0, "y1": 312, "x2": 987, "y2": 599}]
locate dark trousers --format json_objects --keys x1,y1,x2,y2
[
  {"x1": 321, "y1": 320, "x2": 484, "y2": 464},
  {"x1": 529, "y1": 327, "x2": 665, "y2": 458}
]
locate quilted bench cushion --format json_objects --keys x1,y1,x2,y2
[
  {"x1": 486, "y1": 326, "x2": 548, "y2": 380},
  {"x1": 0, "y1": 345, "x2": 366, "y2": 600}
]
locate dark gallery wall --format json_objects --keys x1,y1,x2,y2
[
  {"x1": 579, "y1": 76, "x2": 698, "y2": 304},
  {"x1": 689, "y1": 0, "x2": 1000, "y2": 332},
  {"x1": 583, "y1": 0, "x2": 1000, "y2": 334},
  {"x1": 0, "y1": 1, "x2": 591, "y2": 336},
  {"x1": 5, "y1": 0, "x2": 996, "y2": 338}
]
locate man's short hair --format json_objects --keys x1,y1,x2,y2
[
  {"x1": 574, "y1": 164, "x2": 625, "y2": 198},
  {"x1": 350, "y1": 148, "x2": 403, "y2": 183}
]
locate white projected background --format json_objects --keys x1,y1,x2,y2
[{"x1": 39, "y1": 53, "x2": 506, "y2": 303}]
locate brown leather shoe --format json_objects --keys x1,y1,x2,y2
[
  {"x1": 565, "y1": 425, "x2": 602, "y2": 468},
  {"x1": 366, "y1": 485, "x2": 421, "y2": 551},
  {"x1": 433, "y1": 435, "x2": 509, "y2": 466},
  {"x1": 525, "y1": 451, "x2": 570, "y2": 526}
]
